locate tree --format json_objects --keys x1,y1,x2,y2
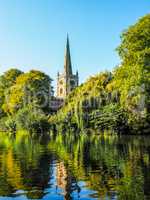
[
  {"x1": 114, "y1": 14, "x2": 150, "y2": 132},
  {"x1": 0, "y1": 69, "x2": 23, "y2": 117},
  {"x1": 3, "y1": 70, "x2": 53, "y2": 114}
]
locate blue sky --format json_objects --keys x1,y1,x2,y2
[{"x1": 0, "y1": 0, "x2": 149, "y2": 87}]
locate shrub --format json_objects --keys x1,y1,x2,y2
[{"x1": 15, "y1": 106, "x2": 50, "y2": 134}]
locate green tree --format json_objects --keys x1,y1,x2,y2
[
  {"x1": 114, "y1": 14, "x2": 150, "y2": 132},
  {"x1": 0, "y1": 69, "x2": 23, "y2": 117},
  {"x1": 3, "y1": 70, "x2": 53, "y2": 114}
]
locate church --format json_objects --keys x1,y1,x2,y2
[
  {"x1": 51, "y1": 35, "x2": 79, "y2": 111},
  {"x1": 57, "y1": 35, "x2": 79, "y2": 98}
]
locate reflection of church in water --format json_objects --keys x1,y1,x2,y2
[
  {"x1": 51, "y1": 35, "x2": 79, "y2": 111},
  {"x1": 56, "y1": 162, "x2": 81, "y2": 199}
]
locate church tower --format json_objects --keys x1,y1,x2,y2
[{"x1": 57, "y1": 35, "x2": 79, "y2": 98}]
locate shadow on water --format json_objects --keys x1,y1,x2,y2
[{"x1": 0, "y1": 131, "x2": 150, "y2": 200}]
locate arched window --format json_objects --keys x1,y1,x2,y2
[{"x1": 60, "y1": 88, "x2": 63, "y2": 95}]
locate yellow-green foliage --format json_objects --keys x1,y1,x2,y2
[
  {"x1": 3, "y1": 70, "x2": 52, "y2": 114},
  {"x1": 0, "y1": 69, "x2": 53, "y2": 133},
  {"x1": 0, "y1": 69, "x2": 23, "y2": 115}
]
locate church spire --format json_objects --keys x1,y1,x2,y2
[
  {"x1": 64, "y1": 34, "x2": 72, "y2": 75},
  {"x1": 57, "y1": 35, "x2": 79, "y2": 99}
]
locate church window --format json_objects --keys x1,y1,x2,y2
[{"x1": 60, "y1": 88, "x2": 63, "y2": 95}]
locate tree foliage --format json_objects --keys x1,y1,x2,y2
[
  {"x1": 0, "y1": 68, "x2": 23, "y2": 116},
  {"x1": 3, "y1": 70, "x2": 53, "y2": 114},
  {"x1": 0, "y1": 69, "x2": 53, "y2": 134},
  {"x1": 114, "y1": 14, "x2": 150, "y2": 131}
]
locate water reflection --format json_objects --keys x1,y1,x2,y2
[{"x1": 0, "y1": 132, "x2": 150, "y2": 200}]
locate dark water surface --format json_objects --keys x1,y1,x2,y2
[{"x1": 0, "y1": 132, "x2": 150, "y2": 200}]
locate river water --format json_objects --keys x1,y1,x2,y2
[{"x1": 0, "y1": 132, "x2": 150, "y2": 200}]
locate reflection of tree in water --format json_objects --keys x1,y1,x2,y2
[
  {"x1": 22, "y1": 153, "x2": 54, "y2": 199},
  {"x1": 0, "y1": 133, "x2": 55, "y2": 199}
]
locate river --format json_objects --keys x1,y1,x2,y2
[{"x1": 0, "y1": 132, "x2": 149, "y2": 200}]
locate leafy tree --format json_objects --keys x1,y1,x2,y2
[
  {"x1": 114, "y1": 14, "x2": 150, "y2": 132},
  {"x1": 0, "y1": 69, "x2": 23, "y2": 117},
  {"x1": 15, "y1": 105, "x2": 50, "y2": 134},
  {"x1": 3, "y1": 70, "x2": 53, "y2": 114}
]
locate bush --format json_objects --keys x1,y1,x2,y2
[{"x1": 15, "y1": 106, "x2": 50, "y2": 134}]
